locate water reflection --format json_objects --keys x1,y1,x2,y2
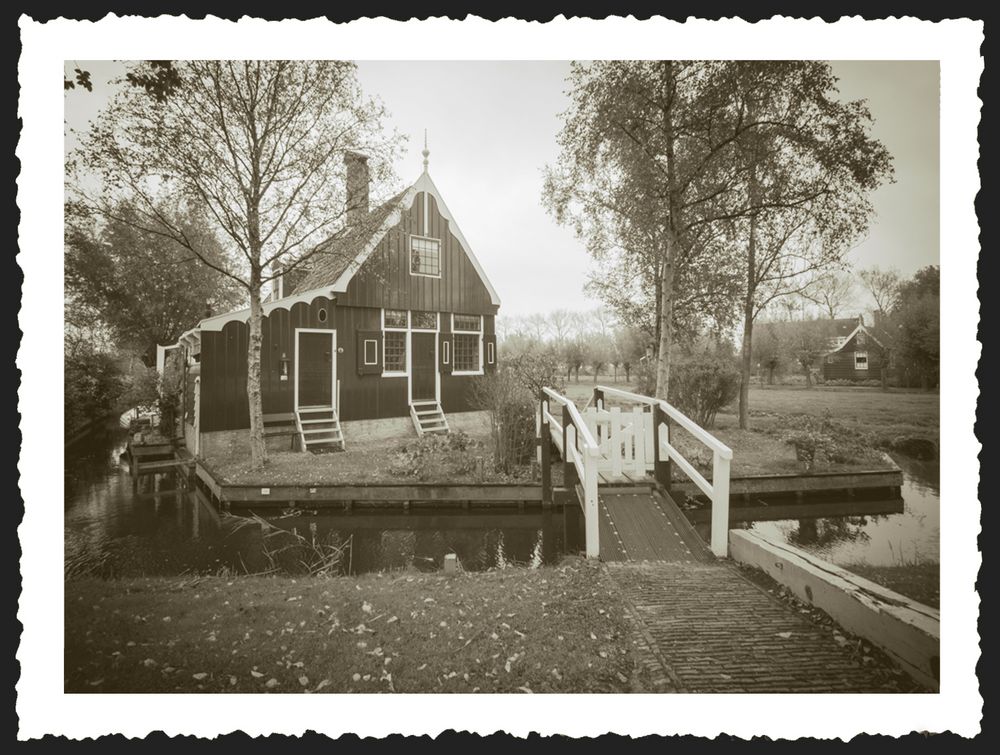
[
  {"x1": 64, "y1": 420, "x2": 574, "y2": 577},
  {"x1": 732, "y1": 455, "x2": 939, "y2": 567}
]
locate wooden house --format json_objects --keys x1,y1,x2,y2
[
  {"x1": 822, "y1": 315, "x2": 893, "y2": 382},
  {"x1": 166, "y1": 150, "x2": 500, "y2": 456}
]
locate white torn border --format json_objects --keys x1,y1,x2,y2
[{"x1": 17, "y1": 14, "x2": 982, "y2": 741}]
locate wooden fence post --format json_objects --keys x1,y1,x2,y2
[
  {"x1": 711, "y1": 450, "x2": 731, "y2": 557},
  {"x1": 540, "y1": 396, "x2": 552, "y2": 506},
  {"x1": 653, "y1": 404, "x2": 672, "y2": 493},
  {"x1": 583, "y1": 448, "x2": 599, "y2": 558},
  {"x1": 562, "y1": 405, "x2": 578, "y2": 489},
  {"x1": 593, "y1": 387, "x2": 604, "y2": 411}
]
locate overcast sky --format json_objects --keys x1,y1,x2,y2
[{"x1": 65, "y1": 60, "x2": 939, "y2": 318}]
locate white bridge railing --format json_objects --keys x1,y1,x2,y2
[
  {"x1": 538, "y1": 384, "x2": 734, "y2": 558},
  {"x1": 539, "y1": 387, "x2": 601, "y2": 558}
]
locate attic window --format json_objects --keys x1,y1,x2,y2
[
  {"x1": 410, "y1": 236, "x2": 441, "y2": 277},
  {"x1": 856, "y1": 331, "x2": 867, "y2": 347}
]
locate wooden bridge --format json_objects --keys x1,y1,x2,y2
[{"x1": 538, "y1": 385, "x2": 732, "y2": 561}]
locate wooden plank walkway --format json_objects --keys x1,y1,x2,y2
[
  {"x1": 598, "y1": 487, "x2": 713, "y2": 564},
  {"x1": 609, "y1": 562, "x2": 920, "y2": 692}
]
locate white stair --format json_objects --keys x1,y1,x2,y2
[
  {"x1": 410, "y1": 400, "x2": 449, "y2": 437},
  {"x1": 295, "y1": 405, "x2": 345, "y2": 452}
]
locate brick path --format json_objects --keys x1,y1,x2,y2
[{"x1": 609, "y1": 562, "x2": 910, "y2": 693}]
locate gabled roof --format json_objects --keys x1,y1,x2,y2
[
  {"x1": 827, "y1": 322, "x2": 886, "y2": 353},
  {"x1": 190, "y1": 170, "x2": 501, "y2": 334},
  {"x1": 291, "y1": 189, "x2": 410, "y2": 295},
  {"x1": 292, "y1": 171, "x2": 501, "y2": 307}
]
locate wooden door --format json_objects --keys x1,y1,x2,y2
[
  {"x1": 411, "y1": 331, "x2": 437, "y2": 401},
  {"x1": 298, "y1": 331, "x2": 333, "y2": 407}
]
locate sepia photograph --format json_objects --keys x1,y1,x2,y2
[{"x1": 18, "y1": 14, "x2": 982, "y2": 741}]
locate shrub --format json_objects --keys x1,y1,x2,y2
[
  {"x1": 632, "y1": 358, "x2": 657, "y2": 397},
  {"x1": 471, "y1": 370, "x2": 538, "y2": 475},
  {"x1": 390, "y1": 431, "x2": 486, "y2": 481},
  {"x1": 667, "y1": 355, "x2": 740, "y2": 428}
]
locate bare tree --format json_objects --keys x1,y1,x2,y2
[
  {"x1": 858, "y1": 266, "x2": 902, "y2": 315},
  {"x1": 72, "y1": 61, "x2": 401, "y2": 468},
  {"x1": 802, "y1": 271, "x2": 859, "y2": 319}
]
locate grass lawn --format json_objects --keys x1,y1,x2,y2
[
  {"x1": 65, "y1": 558, "x2": 652, "y2": 693},
  {"x1": 208, "y1": 430, "x2": 534, "y2": 487},
  {"x1": 843, "y1": 562, "x2": 940, "y2": 610},
  {"x1": 558, "y1": 380, "x2": 938, "y2": 477}
]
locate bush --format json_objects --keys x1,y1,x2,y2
[
  {"x1": 471, "y1": 346, "x2": 560, "y2": 476},
  {"x1": 667, "y1": 355, "x2": 740, "y2": 428},
  {"x1": 471, "y1": 370, "x2": 538, "y2": 476},
  {"x1": 390, "y1": 431, "x2": 487, "y2": 482},
  {"x1": 632, "y1": 358, "x2": 657, "y2": 397}
]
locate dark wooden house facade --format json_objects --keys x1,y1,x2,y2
[
  {"x1": 169, "y1": 157, "x2": 500, "y2": 453},
  {"x1": 822, "y1": 316, "x2": 892, "y2": 382}
]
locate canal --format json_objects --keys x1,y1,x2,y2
[
  {"x1": 65, "y1": 420, "x2": 574, "y2": 578},
  {"x1": 66, "y1": 419, "x2": 939, "y2": 583}
]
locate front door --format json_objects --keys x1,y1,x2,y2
[
  {"x1": 411, "y1": 331, "x2": 437, "y2": 401},
  {"x1": 297, "y1": 331, "x2": 334, "y2": 407}
]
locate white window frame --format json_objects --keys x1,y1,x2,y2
[
  {"x1": 381, "y1": 308, "x2": 409, "y2": 377},
  {"x1": 363, "y1": 339, "x2": 378, "y2": 366},
  {"x1": 451, "y1": 313, "x2": 484, "y2": 376},
  {"x1": 854, "y1": 351, "x2": 869, "y2": 371},
  {"x1": 442, "y1": 339, "x2": 450, "y2": 365},
  {"x1": 409, "y1": 235, "x2": 442, "y2": 279},
  {"x1": 487, "y1": 340, "x2": 495, "y2": 365}
]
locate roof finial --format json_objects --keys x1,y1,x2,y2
[{"x1": 422, "y1": 129, "x2": 430, "y2": 173}]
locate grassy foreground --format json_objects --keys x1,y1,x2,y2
[{"x1": 65, "y1": 559, "x2": 650, "y2": 693}]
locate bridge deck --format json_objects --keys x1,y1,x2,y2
[{"x1": 597, "y1": 487, "x2": 713, "y2": 564}]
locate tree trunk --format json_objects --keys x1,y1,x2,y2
[
  {"x1": 803, "y1": 361, "x2": 813, "y2": 388},
  {"x1": 655, "y1": 241, "x2": 675, "y2": 400},
  {"x1": 738, "y1": 299, "x2": 754, "y2": 429},
  {"x1": 624, "y1": 363, "x2": 631, "y2": 382},
  {"x1": 247, "y1": 271, "x2": 267, "y2": 469}
]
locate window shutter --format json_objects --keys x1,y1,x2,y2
[
  {"x1": 484, "y1": 335, "x2": 497, "y2": 373},
  {"x1": 356, "y1": 330, "x2": 382, "y2": 375},
  {"x1": 439, "y1": 333, "x2": 452, "y2": 374}
]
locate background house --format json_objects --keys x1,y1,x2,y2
[{"x1": 822, "y1": 314, "x2": 895, "y2": 383}]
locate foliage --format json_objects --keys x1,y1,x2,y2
[
  {"x1": 65, "y1": 203, "x2": 243, "y2": 364},
  {"x1": 64, "y1": 336, "x2": 124, "y2": 436},
  {"x1": 119, "y1": 365, "x2": 161, "y2": 413},
  {"x1": 544, "y1": 61, "x2": 749, "y2": 398},
  {"x1": 471, "y1": 370, "x2": 539, "y2": 476},
  {"x1": 667, "y1": 354, "x2": 741, "y2": 428},
  {"x1": 390, "y1": 431, "x2": 487, "y2": 482},
  {"x1": 780, "y1": 410, "x2": 886, "y2": 471},
  {"x1": 632, "y1": 358, "x2": 658, "y2": 397},
  {"x1": 889, "y1": 266, "x2": 939, "y2": 389}
]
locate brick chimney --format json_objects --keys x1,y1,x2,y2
[{"x1": 344, "y1": 151, "x2": 370, "y2": 226}]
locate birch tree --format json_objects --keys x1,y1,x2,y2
[
  {"x1": 727, "y1": 61, "x2": 893, "y2": 428},
  {"x1": 71, "y1": 60, "x2": 401, "y2": 468},
  {"x1": 544, "y1": 61, "x2": 742, "y2": 399}
]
